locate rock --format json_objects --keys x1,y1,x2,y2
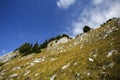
[
  {"x1": 35, "y1": 73, "x2": 39, "y2": 76},
  {"x1": 13, "y1": 66, "x2": 21, "y2": 70},
  {"x1": 61, "y1": 63, "x2": 70, "y2": 69},
  {"x1": 10, "y1": 74, "x2": 18, "y2": 78},
  {"x1": 87, "y1": 72, "x2": 90, "y2": 76},
  {"x1": 88, "y1": 58, "x2": 94, "y2": 62},
  {"x1": 0, "y1": 51, "x2": 19, "y2": 63},
  {"x1": 33, "y1": 58, "x2": 45, "y2": 63},
  {"x1": 50, "y1": 58, "x2": 56, "y2": 61},
  {"x1": 108, "y1": 63, "x2": 114, "y2": 68},
  {"x1": 47, "y1": 40, "x2": 57, "y2": 48},
  {"x1": 47, "y1": 37, "x2": 71, "y2": 50},
  {"x1": 107, "y1": 50, "x2": 117, "y2": 58},
  {"x1": 50, "y1": 74, "x2": 56, "y2": 80},
  {"x1": 57, "y1": 37, "x2": 70, "y2": 44},
  {"x1": 24, "y1": 71, "x2": 30, "y2": 76},
  {"x1": 73, "y1": 62, "x2": 77, "y2": 65}
]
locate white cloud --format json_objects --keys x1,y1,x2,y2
[
  {"x1": 0, "y1": 50, "x2": 6, "y2": 56},
  {"x1": 57, "y1": 0, "x2": 76, "y2": 9},
  {"x1": 68, "y1": 0, "x2": 120, "y2": 37},
  {"x1": 92, "y1": 0, "x2": 104, "y2": 5},
  {"x1": 1, "y1": 50, "x2": 6, "y2": 53}
]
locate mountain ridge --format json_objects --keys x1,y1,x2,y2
[{"x1": 0, "y1": 18, "x2": 120, "y2": 80}]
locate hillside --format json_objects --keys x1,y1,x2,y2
[{"x1": 0, "y1": 18, "x2": 120, "y2": 80}]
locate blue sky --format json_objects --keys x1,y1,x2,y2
[{"x1": 0, "y1": 0, "x2": 120, "y2": 56}]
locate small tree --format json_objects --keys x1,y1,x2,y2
[
  {"x1": 40, "y1": 40, "x2": 48, "y2": 49},
  {"x1": 32, "y1": 42, "x2": 41, "y2": 53},
  {"x1": 18, "y1": 42, "x2": 32, "y2": 56},
  {"x1": 83, "y1": 25, "x2": 91, "y2": 33}
]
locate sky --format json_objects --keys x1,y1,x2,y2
[{"x1": 0, "y1": 0, "x2": 120, "y2": 56}]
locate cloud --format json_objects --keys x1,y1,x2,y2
[
  {"x1": 0, "y1": 50, "x2": 6, "y2": 56},
  {"x1": 92, "y1": 0, "x2": 104, "y2": 5},
  {"x1": 57, "y1": 0, "x2": 76, "y2": 9},
  {"x1": 1, "y1": 50, "x2": 6, "y2": 53},
  {"x1": 67, "y1": 0, "x2": 120, "y2": 37}
]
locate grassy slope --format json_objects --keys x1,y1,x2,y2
[{"x1": 0, "y1": 19, "x2": 120, "y2": 80}]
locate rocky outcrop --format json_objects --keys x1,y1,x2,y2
[
  {"x1": 0, "y1": 51, "x2": 19, "y2": 63},
  {"x1": 47, "y1": 37, "x2": 71, "y2": 49},
  {"x1": 47, "y1": 37, "x2": 72, "y2": 54},
  {"x1": 57, "y1": 37, "x2": 70, "y2": 44}
]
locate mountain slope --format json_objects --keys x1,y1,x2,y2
[{"x1": 0, "y1": 18, "x2": 120, "y2": 80}]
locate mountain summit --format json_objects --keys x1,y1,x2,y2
[{"x1": 0, "y1": 18, "x2": 120, "y2": 80}]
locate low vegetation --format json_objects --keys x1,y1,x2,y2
[{"x1": 83, "y1": 25, "x2": 91, "y2": 32}]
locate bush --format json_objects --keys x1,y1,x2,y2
[
  {"x1": 62, "y1": 34, "x2": 70, "y2": 38},
  {"x1": 40, "y1": 40, "x2": 48, "y2": 49},
  {"x1": 18, "y1": 42, "x2": 33, "y2": 56},
  {"x1": 83, "y1": 25, "x2": 91, "y2": 33},
  {"x1": 32, "y1": 42, "x2": 41, "y2": 53}
]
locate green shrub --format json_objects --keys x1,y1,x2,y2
[
  {"x1": 18, "y1": 42, "x2": 33, "y2": 56},
  {"x1": 32, "y1": 42, "x2": 41, "y2": 53},
  {"x1": 83, "y1": 25, "x2": 91, "y2": 33},
  {"x1": 62, "y1": 34, "x2": 70, "y2": 39},
  {"x1": 39, "y1": 40, "x2": 48, "y2": 49}
]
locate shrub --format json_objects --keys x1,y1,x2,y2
[
  {"x1": 62, "y1": 34, "x2": 70, "y2": 38},
  {"x1": 39, "y1": 40, "x2": 48, "y2": 49},
  {"x1": 83, "y1": 25, "x2": 91, "y2": 33},
  {"x1": 32, "y1": 42, "x2": 41, "y2": 53},
  {"x1": 18, "y1": 42, "x2": 32, "y2": 56}
]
